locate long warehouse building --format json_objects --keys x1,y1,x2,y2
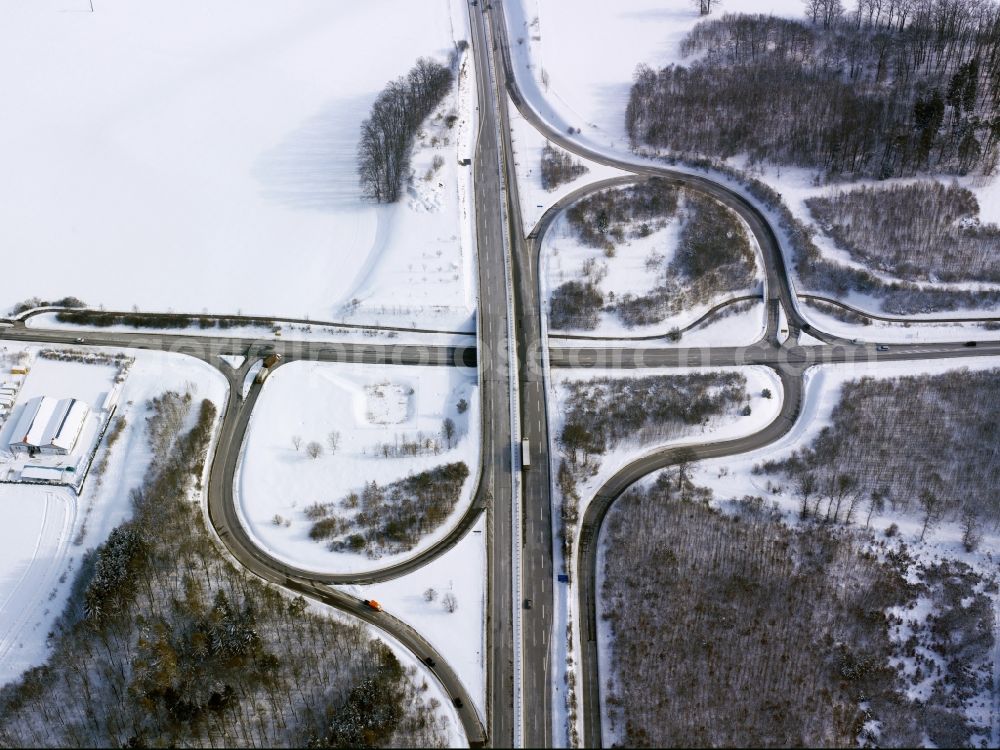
[{"x1": 9, "y1": 396, "x2": 90, "y2": 456}]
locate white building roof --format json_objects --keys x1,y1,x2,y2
[
  {"x1": 24, "y1": 397, "x2": 59, "y2": 447},
  {"x1": 10, "y1": 397, "x2": 47, "y2": 448},
  {"x1": 48, "y1": 399, "x2": 89, "y2": 452},
  {"x1": 9, "y1": 396, "x2": 91, "y2": 452}
]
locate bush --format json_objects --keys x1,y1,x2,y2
[
  {"x1": 309, "y1": 462, "x2": 470, "y2": 557},
  {"x1": 540, "y1": 142, "x2": 588, "y2": 190},
  {"x1": 549, "y1": 280, "x2": 604, "y2": 330}
]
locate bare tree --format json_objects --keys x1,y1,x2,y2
[
  {"x1": 423, "y1": 587, "x2": 438, "y2": 602},
  {"x1": 865, "y1": 488, "x2": 886, "y2": 528},
  {"x1": 306, "y1": 441, "x2": 323, "y2": 459},
  {"x1": 795, "y1": 472, "x2": 817, "y2": 519},
  {"x1": 442, "y1": 418, "x2": 456, "y2": 449},
  {"x1": 918, "y1": 490, "x2": 943, "y2": 541},
  {"x1": 674, "y1": 447, "x2": 698, "y2": 491},
  {"x1": 327, "y1": 430, "x2": 341, "y2": 455},
  {"x1": 456, "y1": 398, "x2": 468, "y2": 414},
  {"x1": 961, "y1": 511, "x2": 981, "y2": 552},
  {"x1": 291, "y1": 434, "x2": 302, "y2": 452},
  {"x1": 693, "y1": 0, "x2": 720, "y2": 15},
  {"x1": 442, "y1": 592, "x2": 458, "y2": 613}
]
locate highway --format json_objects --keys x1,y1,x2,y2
[{"x1": 466, "y1": 0, "x2": 518, "y2": 743}]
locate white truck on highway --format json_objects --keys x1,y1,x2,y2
[{"x1": 521, "y1": 438, "x2": 530, "y2": 470}]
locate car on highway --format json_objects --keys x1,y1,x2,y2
[
  {"x1": 423, "y1": 657, "x2": 436, "y2": 667},
  {"x1": 877, "y1": 345, "x2": 890, "y2": 351},
  {"x1": 452, "y1": 697, "x2": 464, "y2": 709},
  {"x1": 965, "y1": 341, "x2": 978, "y2": 347},
  {"x1": 524, "y1": 598, "x2": 532, "y2": 610},
  {"x1": 74, "y1": 337, "x2": 85, "y2": 344}
]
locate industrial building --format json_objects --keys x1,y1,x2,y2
[{"x1": 9, "y1": 396, "x2": 91, "y2": 456}]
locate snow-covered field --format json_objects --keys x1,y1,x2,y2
[
  {"x1": 540, "y1": 200, "x2": 764, "y2": 340},
  {"x1": 343, "y1": 513, "x2": 487, "y2": 718},
  {"x1": 548, "y1": 365, "x2": 783, "y2": 519},
  {"x1": 237, "y1": 360, "x2": 480, "y2": 574},
  {"x1": 0, "y1": 0, "x2": 475, "y2": 328},
  {"x1": 0, "y1": 344, "x2": 227, "y2": 686}
]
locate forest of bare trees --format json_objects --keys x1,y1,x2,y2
[
  {"x1": 601, "y1": 476, "x2": 994, "y2": 747},
  {"x1": 759, "y1": 368, "x2": 1000, "y2": 530},
  {"x1": 307, "y1": 462, "x2": 469, "y2": 558},
  {"x1": 627, "y1": 1, "x2": 1000, "y2": 179},
  {"x1": 806, "y1": 180, "x2": 1000, "y2": 283},
  {"x1": 0, "y1": 392, "x2": 447, "y2": 748},
  {"x1": 358, "y1": 58, "x2": 454, "y2": 203}
]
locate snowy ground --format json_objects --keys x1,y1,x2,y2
[
  {"x1": 0, "y1": 0, "x2": 475, "y2": 329},
  {"x1": 26, "y1": 311, "x2": 477, "y2": 347},
  {"x1": 340, "y1": 513, "x2": 487, "y2": 719},
  {"x1": 800, "y1": 301, "x2": 1000, "y2": 343},
  {"x1": 547, "y1": 365, "x2": 783, "y2": 746},
  {"x1": 588, "y1": 356, "x2": 1000, "y2": 746},
  {"x1": 548, "y1": 366, "x2": 783, "y2": 519},
  {"x1": 0, "y1": 351, "x2": 124, "y2": 489},
  {"x1": 503, "y1": 0, "x2": 805, "y2": 156},
  {"x1": 0, "y1": 344, "x2": 228, "y2": 686},
  {"x1": 237, "y1": 360, "x2": 480, "y2": 574}
]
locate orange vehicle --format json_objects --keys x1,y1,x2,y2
[
  {"x1": 262, "y1": 353, "x2": 282, "y2": 369},
  {"x1": 364, "y1": 599, "x2": 383, "y2": 612}
]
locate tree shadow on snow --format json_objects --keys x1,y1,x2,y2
[{"x1": 252, "y1": 94, "x2": 373, "y2": 213}]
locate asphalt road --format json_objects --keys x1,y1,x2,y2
[{"x1": 467, "y1": 2, "x2": 517, "y2": 745}]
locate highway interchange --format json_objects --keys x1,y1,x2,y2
[{"x1": 3, "y1": 0, "x2": 1000, "y2": 747}]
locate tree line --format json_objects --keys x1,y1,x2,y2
[
  {"x1": 358, "y1": 58, "x2": 454, "y2": 203},
  {"x1": 627, "y1": 1, "x2": 1000, "y2": 179}
]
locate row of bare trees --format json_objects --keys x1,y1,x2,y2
[{"x1": 358, "y1": 58, "x2": 454, "y2": 202}]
